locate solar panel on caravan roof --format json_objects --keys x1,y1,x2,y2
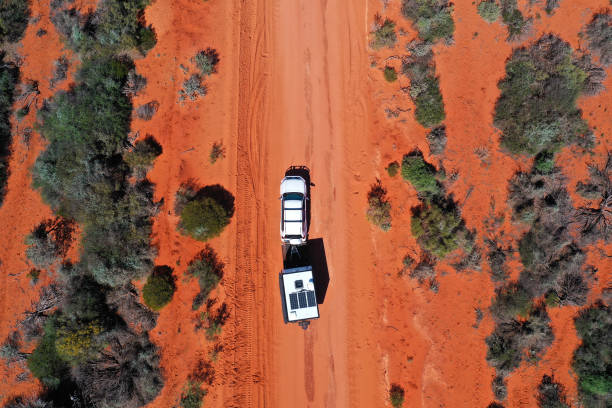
[
  {"x1": 289, "y1": 293, "x2": 299, "y2": 310},
  {"x1": 306, "y1": 291, "x2": 316, "y2": 307},
  {"x1": 298, "y1": 292, "x2": 307, "y2": 308}
]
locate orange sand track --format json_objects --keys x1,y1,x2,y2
[{"x1": 0, "y1": 0, "x2": 610, "y2": 407}]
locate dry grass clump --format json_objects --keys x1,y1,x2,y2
[{"x1": 366, "y1": 180, "x2": 392, "y2": 231}]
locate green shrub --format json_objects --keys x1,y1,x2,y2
[
  {"x1": 0, "y1": 0, "x2": 30, "y2": 43},
  {"x1": 401, "y1": 0, "x2": 454, "y2": 42},
  {"x1": 477, "y1": 0, "x2": 500, "y2": 23},
  {"x1": 501, "y1": 5, "x2": 529, "y2": 41},
  {"x1": 384, "y1": 66, "x2": 398, "y2": 82},
  {"x1": 27, "y1": 319, "x2": 69, "y2": 389},
  {"x1": 386, "y1": 161, "x2": 400, "y2": 177},
  {"x1": 209, "y1": 141, "x2": 225, "y2": 164},
  {"x1": 572, "y1": 302, "x2": 612, "y2": 406},
  {"x1": 194, "y1": 48, "x2": 220, "y2": 76},
  {"x1": 389, "y1": 384, "x2": 405, "y2": 408},
  {"x1": 142, "y1": 266, "x2": 176, "y2": 311},
  {"x1": 494, "y1": 35, "x2": 592, "y2": 156},
  {"x1": 179, "y1": 198, "x2": 231, "y2": 241},
  {"x1": 533, "y1": 151, "x2": 555, "y2": 174},
  {"x1": 187, "y1": 246, "x2": 224, "y2": 299},
  {"x1": 414, "y1": 76, "x2": 445, "y2": 128},
  {"x1": 427, "y1": 126, "x2": 446, "y2": 155},
  {"x1": 410, "y1": 197, "x2": 466, "y2": 258},
  {"x1": 366, "y1": 181, "x2": 392, "y2": 231},
  {"x1": 401, "y1": 152, "x2": 440, "y2": 195},
  {"x1": 370, "y1": 17, "x2": 397, "y2": 49},
  {"x1": 25, "y1": 217, "x2": 75, "y2": 268},
  {"x1": 490, "y1": 282, "x2": 532, "y2": 321},
  {"x1": 124, "y1": 135, "x2": 162, "y2": 176}
]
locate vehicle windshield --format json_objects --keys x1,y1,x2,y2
[{"x1": 283, "y1": 192, "x2": 303, "y2": 201}]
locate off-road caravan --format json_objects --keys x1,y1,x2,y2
[{"x1": 279, "y1": 265, "x2": 319, "y2": 329}]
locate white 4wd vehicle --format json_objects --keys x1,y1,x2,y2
[{"x1": 280, "y1": 176, "x2": 308, "y2": 245}]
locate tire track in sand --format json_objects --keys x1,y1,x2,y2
[{"x1": 226, "y1": 0, "x2": 270, "y2": 406}]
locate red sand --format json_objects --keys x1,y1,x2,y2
[{"x1": 0, "y1": 0, "x2": 610, "y2": 407}]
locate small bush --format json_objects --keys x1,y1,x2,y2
[
  {"x1": 179, "y1": 198, "x2": 231, "y2": 241},
  {"x1": 401, "y1": 0, "x2": 455, "y2": 42},
  {"x1": 401, "y1": 151, "x2": 440, "y2": 195},
  {"x1": 537, "y1": 374, "x2": 569, "y2": 408},
  {"x1": 370, "y1": 16, "x2": 397, "y2": 49},
  {"x1": 414, "y1": 76, "x2": 445, "y2": 128},
  {"x1": 490, "y1": 282, "x2": 532, "y2": 321},
  {"x1": 209, "y1": 141, "x2": 226, "y2": 164},
  {"x1": 383, "y1": 66, "x2": 398, "y2": 82},
  {"x1": 478, "y1": 0, "x2": 501, "y2": 23},
  {"x1": 411, "y1": 197, "x2": 468, "y2": 258},
  {"x1": 386, "y1": 161, "x2": 400, "y2": 177},
  {"x1": 187, "y1": 245, "x2": 224, "y2": 299},
  {"x1": 27, "y1": 269, "x2": 41, "y2": 284},
  {"x1": 389, "y1": 384, "x2": 405, "y2": 408},
  {"x1": 494, "y1": 35, "x2": 592, "y2": 156},
  {"x1": 142, "y1": 266, "x2": 176, "y2": 311},
  {"x1": 27, "y1": 319, "x2": 69, "y2": 389},
  {"x1": 179, "y1": 74, "x2": 207, "y2": 101},
  {"x1": 194, "y1": 48, "x2": 220, "y2": 76},
  {"x1": 0, "y1": 0, "x2": 30, "y2": 43},
  {"x1": 572, "y1": 302, "x2": 612, "y2": 406},
  {"x1": 585, "y1": 11, "x2": 611, "y2": 66},
  {"x1": 366, "y1": 180, "x2": 392, "y2": 231},
  {"x1": 50, "y1": 56, "x2": 69, "y2": 89}
]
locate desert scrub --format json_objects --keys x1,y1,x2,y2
[
  {"x1": 401, "y1": 151, "x2": 440, "y2": 195},
  {"x1": 187, "y1": 245, "x2": 224, "y2": 300},
  {"x1": 124, "y1": 135, "x2": 163, "y2": 178},
  {"x1": 209, "y1": 141, "x2": 226, "y2": 164},
  {"x1": 25, "y1": 218, "x2": 75, "y2": 269},
  {"x1": 411, "y1": 73, "x2": 445, "y2": 128},
  {"x1": 572, "y1": 302, "x2": 612, "y2": 407},
  {"x1": 0, "y1": 56, "x2": 19, "y2": 206},
  {"x1": 370, "y1": 15, "x2": 397, "y2": 49},
  {"x1": 142, "y1": 266, "x2": 176, "y2": 311},
  {"x1": 490, "y1": 282, "x2": 532, "y2": 321},
  {"x1": 411, "y1": 197, "x2": 469, "y2": 258},
  {"x1": 494, "y1": 35, "x2": 599, "y2": 156},
  {"x1": 0, "y1": 0, "x2": 30, "y2": 43},
  {"x1": 366, "y1": 180, "x2": 392, "y2": 231},
  {"x1": 179, "y1": 74, "x2": 207, "y2": 101},
  {"x1": 537, "y1": 375, "x2": 570, "y2": 408},
  {"x1": 194, "y1": 48, "x2": 220, "y2": 76},
  {"x1": 389, "y1": 384, "x2": 405, "y2": 408},
  {"x1": 585, "y1": 11, "x2": 611, "y2": 66},
  {"x1": 384, "y1": 66, "x2": 398, "y2": 82},
  {"x1": 477, "y1": 0, "x2": 500, "y2": 23},
  {"x1": 401, "y1": 0, "x2": 454, "y2": 42},
  {"x1": 136, "y1": 100, "x2": 159, "y2": 120}
]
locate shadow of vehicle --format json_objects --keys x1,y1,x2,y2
[
  {"x1": 282, "y1": 238, "x2": 329, "y2": 305},
  {"x1": 284, "y1": 166, "x2": 312, "y2": 233}
]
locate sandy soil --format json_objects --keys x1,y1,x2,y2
[{"x1": 0, "y1": 0, "x2": 610, "y2": 407}]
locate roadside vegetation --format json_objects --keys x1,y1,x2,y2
[
  {"x1": 389, "y1": 384, "x2": 405, "y2": 408},
  {"x1": 575, "y1": 152, "x2": 611, "y2": 243},
  {"x1": 142, "y1": 266, "x2": 176, "y2": 311},
  {"x1": 537, "y1": 375, "x2": 570, "y2": 408},
  {"x1": 187, "y1": 245, "x2": 224, "y2": 310},
  {"x1": 175, "y1": 181, "x2": 235, "y2": 241},
  {"x1": 494, "y1": 35, "x2": 604, "y2": 156},
  {"x1": 366, "y1": 180, "x2": 392, "y2": 231},
  {"x1": 370, "y1": 15, "x2": 397, "y2": 50},
  {"x1": 1, "y1": 1, "x2": 167, "y2": 406}
]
